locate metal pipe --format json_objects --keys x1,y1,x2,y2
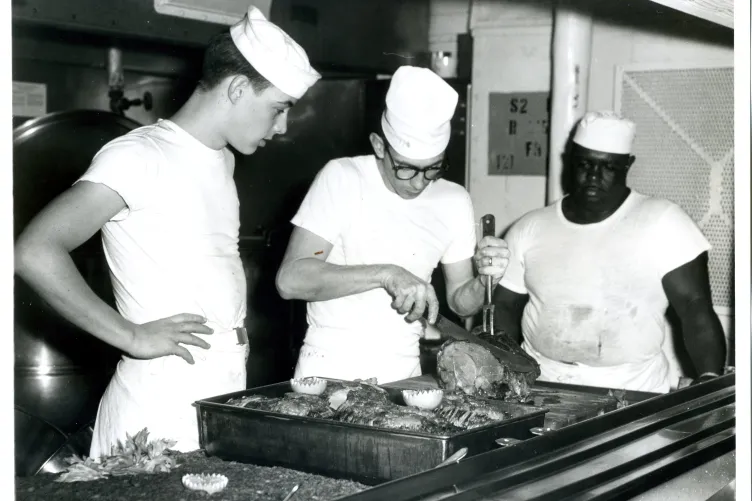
[
  {"x1": 547, "y1": 1, "x2": 593, "y2": 204},
  {"x1": 107, "y1": 47, "x2": 124, "y2": 91}
]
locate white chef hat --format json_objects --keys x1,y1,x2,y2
[
  {"x1": 381, "y1": 66, "x2": 459, "y2": 160},
  {"x1": 230, "y1": 6, "x2": 321, "y2": 99},
  {"x1": 573, "y1": 111, "x2": 636, "y2": 155}
]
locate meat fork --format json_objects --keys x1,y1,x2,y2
[{"x1": 481, "y1": 214, "x2": 496, "y2": 334}]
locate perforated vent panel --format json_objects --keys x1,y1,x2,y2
[{"x1": 618, "y1": 66, "x2": 734, "y2": 309}]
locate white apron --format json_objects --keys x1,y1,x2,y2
[
  {"x1": 523, "y1": 341, "x2": 670, "y2": 394},
  {"x1": 294, "y1": 327, "x2": 421, "y2": 385},
  {"x1": 89, "y1": 328, "x2": 249, "y2": 458}
]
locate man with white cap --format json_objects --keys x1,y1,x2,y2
[
  {"x1": 15, "y1": 5, "x2": 320, "y2": 456},
  {"x1": 492, "y1": 110, "x2": 727, "y2": 393},
  {"x1": 275, "y1": 66, "x2": 510, "y2": 383}
]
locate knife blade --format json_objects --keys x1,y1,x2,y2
[{"x1": 433, "y1": 313, "x2": 537, "y2": 373}]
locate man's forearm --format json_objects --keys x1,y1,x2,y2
[
  {"x1": 681, "y1": 304, "x2": 727, "y2": 376},
  {"x1": 15, "y1": 243, "x2": 135, "y2": 352},
  {"x1": 448, "y1": 276, "x2": 486, "y2": 318},
  {"x1": 276, "y1": 258, "x2": 392, "y2": 302}
]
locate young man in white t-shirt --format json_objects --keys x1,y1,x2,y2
[
  {"x1": 14, "y1": 6, "x2": 321, "y2": 456},
  {"x1": 493, "y1": 111, "x2": 727, "y2": 393},
  {"x1": 275, "y1": 66, "x2": 511, "y2": 384}
]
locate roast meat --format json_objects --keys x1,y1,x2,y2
[{"x1": 436, "y1": 328, "x2": 541, "y2": 402}]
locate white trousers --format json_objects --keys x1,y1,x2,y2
[{"x1": 90, "y1": 329, "x2": 249, "y2": 458}]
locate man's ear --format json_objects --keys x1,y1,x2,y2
[
  {"x1": 369, "y1": 133, "x2": 385, "y2": 159},
  {"x1": 625, "y1": 154, "x2": 636, "y2": 172},
  {"x1": 227, "y1": 75, "x2": 250, "y2": 104}
]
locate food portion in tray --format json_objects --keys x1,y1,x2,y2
[
  {"x1": 224, "y1": 378, "x2": 523, "y2": 434},
  {"x1": 436, "y1": 328, "x2": 541, "y2": 403}
]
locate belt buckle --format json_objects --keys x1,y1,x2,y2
[{"x1": 235, "y1": 327, "x2": 249, "y2": 346}]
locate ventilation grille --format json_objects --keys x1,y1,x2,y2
[{"x1": 618, "y1": 66, "x2": 734, "y2": 309}]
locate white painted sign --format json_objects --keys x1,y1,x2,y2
[
  {"x1": 488, "y1": 91, "x2": 550, "y2": 176},
  {"x1": 13, "y1": 81, "x2": 47, "y2": 118}
]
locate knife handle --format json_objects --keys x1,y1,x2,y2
[
  {"x1": 480, "y1": 214, "x2": 496, "y2": 303},
  {"x1": 481, "y1": 214, "x2": 495, "y2": 238}
]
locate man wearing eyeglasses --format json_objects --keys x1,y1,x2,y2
[
  {"x1": 276, "y1": 65, "x2": 508, "y2": 383},
  {"x1": 491, "y1": 111, "x2": 727, "y2": 393}
]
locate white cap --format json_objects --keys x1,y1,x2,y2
[
  {"x1": 381, "y1": 66, "x2": 458, "y2": 160},
  {"x1": 573, "y1": 111, "x2": 636, "y2": 155},
  {"x1": 230, "y1": 6, "x2": 321, "y2": 99}
]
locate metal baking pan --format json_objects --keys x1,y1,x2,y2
[
  {"x1": 529, "y1": 381, "x2": 660, "y2": 429},
  {"x1": 194, "y1": 379, "x2": 548, "y2": 485}
]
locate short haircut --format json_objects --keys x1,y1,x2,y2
[{"x1": 198, "y1": 31, "x2": 273, "y2": 93}]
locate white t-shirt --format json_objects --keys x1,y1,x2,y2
[
  {"x1": 291, "y1": 155, "x2": 477, "y2": 357},
  {"x1": 501, "y1": 190, "x2": 710, "y2": 368},
  {"x1": 77, "y1": 119, "x2": 246, "y2": 333}
]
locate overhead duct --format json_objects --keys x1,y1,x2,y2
[
  {"x1": 154, "y1": 0, "x2": 272, "y2": 25},
  {"x1": 646, "y1": 0, "x2": 733, "y2": 29}
]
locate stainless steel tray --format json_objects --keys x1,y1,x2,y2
[{"x1": 194, "y1": 379, "x2": 548, "y2": 485}]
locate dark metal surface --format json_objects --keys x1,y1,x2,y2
[
  {"x1": 706, "y1": 479, "x2": 736, "y2": 501},
  {"x1": 195, "y1": 379, "x2": 546, "y2": 485},
  {"x1": 36, "y1": 421, "x2": 95, "y2": 476},
  {"x1": 14, "y1": 407, "x2": 94, "y2": 477},
  {"x1": 13, "y1": 110, "x2": 135, "y2": 380},
  {"x1": 13, "y1": 111, "x2": 131, "y2": 375},
  {"x1": 13, "y1": 110, "x2": 141, "y2": 238},
  {"x1": 13, "y1": 109, "x2": 137, "y2": 475},
  {"x1": 333, "y1": 374, "x2": 735, "y2": 501},
  {"x1": 14, "y1": 407, "x2": 67, "y2": 477},
  {"x1": 13, "y1": 0, "x2": 429, "y2": 74},
  {"x1": 14, "y1": 372, "x2": 112, "y2": 436},
  {"x1": 12, "y1": 0, "x2": 224, "y2": 48},
  {"x1": 624, "y1": 450, "x2": 735, "y2": 501}
]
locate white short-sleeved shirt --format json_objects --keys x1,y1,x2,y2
[
  {"x1": 77, "y1": 119, "x2": 246, "y2": 333},
  {"x1": 501, "y1": 190, "x2": 710, "y2": 367},
  {"x1": 291, "y1": 155, "x2": 477, "y2": 356}
]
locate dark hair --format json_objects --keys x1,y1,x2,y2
[{"x1": 198, "y1": 31, "x2": 273, "y2": 93}]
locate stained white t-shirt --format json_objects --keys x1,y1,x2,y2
[
  {"x1": 291, "y1": 155, "x2": 477, "y2": 357},
  {"x1": 501, "y1": 190, "x2": 710, "y2": 368},
  {"x1": 77, "y1": 119, "x2": 246, "y2": 333}
]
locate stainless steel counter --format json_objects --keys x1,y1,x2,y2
[
  {"x1": 338, "y1": 373, "x2": 736, "y2": 501},
  {"x1": 628, "y1": 451, "x2": 735, "y2": 501}
]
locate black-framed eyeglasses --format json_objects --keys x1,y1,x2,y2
[{"x1": 384, "y1": 146, "x2": 448, "y2": 181}]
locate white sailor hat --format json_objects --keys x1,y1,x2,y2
[
  {"x1": 230, "y1": 6, "x2": 321, "y2": 99},
  {"x1": 381, "y1": 66, "x2": 459, "y2": 160}
]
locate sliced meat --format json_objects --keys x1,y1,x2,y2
[{"x1": 436, "y1": 329, "x2": 540, "y2": 402}]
